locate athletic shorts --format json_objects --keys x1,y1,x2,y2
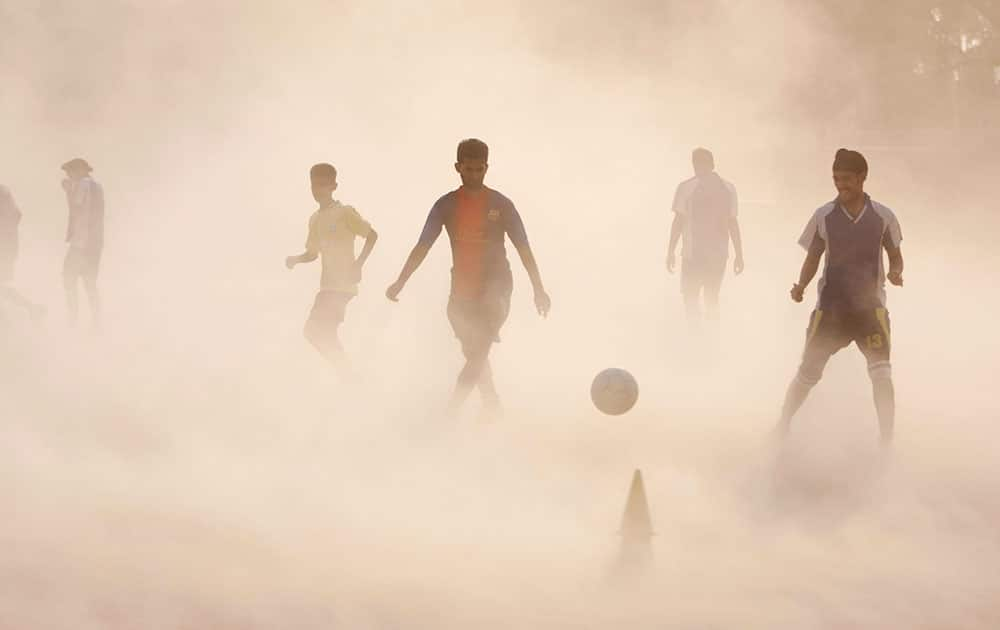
[
  {"x1": 681, "y1": 256, "x2": 726, "y2": 297},
  {"x1": 308, "y1": 290, "x2": 353, "y2": 327},
  {"x1": 798, "y1": 308, "x2": 892, "y2": 384},
  {"x1": 63, "y1": 247, "x2": 102, "y2": 281},
  {"x1": 447, "y1": 286, "x2": 512, "y2": 351}
]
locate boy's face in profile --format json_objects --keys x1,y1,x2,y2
[
  {"x1": 455, "y1": 158, "x2": 487, "y2": 189},
  {"x1": 311, "y1": 175, "x2": 337, "y2": 204}
]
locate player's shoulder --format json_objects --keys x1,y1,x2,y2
[
  {"x1": 431, "y1": 190, "x2": 459, "y2": 211},
  {"x1": 869, "y1": 198, "x2": 899, "y2": 222},
  {"x1": 486, "y1": 187, "x2": 517, "y2": 210},
  {"x1": 677, "y1": 175, "x2": 699, "y2": 190},
  {"x1": 811, "y1": 200, "x2": 837, "y2": 220}
]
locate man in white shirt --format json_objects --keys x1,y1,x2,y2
[
  {"x1": 666, "y1": 148, "x2": 744, "y2": 325},
  {"x1": 61, "y1": 158, "x2": 104, "y2": 329}
]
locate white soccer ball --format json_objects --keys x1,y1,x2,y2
[{"x1": 590, "y1": 368, "x2": 639, "y2": 416}]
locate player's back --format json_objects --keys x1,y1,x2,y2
[{"x1": 688, "y1": 173, "x2": 733, "y2": 261}]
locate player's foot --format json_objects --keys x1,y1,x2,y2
[{"x1": 478, "y1": 400, "x2": 504, "y2": 424}]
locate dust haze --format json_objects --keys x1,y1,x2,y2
[{"x1": 2, "y1": 1, "x2": 999, "y2": 628}]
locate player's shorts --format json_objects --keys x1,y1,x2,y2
[
  {"x1": 797, "y1": 307, "x2": 892, "y2": 385},
  {"x1": 63, "y1": 246, "x2": 102, "y2": 281},
  {"x1": 307, "y1": 290, "x2": 353, "y2": 328},
  {"x1": 681, "y1": 256, "x2": 726, "y2": 297},
  {"x1": 447, "y1": 285, "x2": 512, "y2": 353}
]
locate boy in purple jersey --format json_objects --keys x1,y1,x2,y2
[
  {"x1": 777, "y1": 149, "x2": 904, "y2": 446},
  {"x1": 386, "y1": 139, "x2": 551, "y2": 419}
]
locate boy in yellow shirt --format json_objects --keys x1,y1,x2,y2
[{"x1": 286, "y1": 163, "x2": 378, "y2": 372}]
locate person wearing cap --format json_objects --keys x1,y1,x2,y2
[
  {"x1": 0, "y1": 185, "x2": 45, "y2": 324},
  {"x1": 285, "y1": 163, "x2": 378, "y2": 375},
  {"x1": 776, "y1": 148, "x2": 904, "y2": 446},
  {"x1": 666, "y1": 148, "x2": 744, "y2": 326},
  {"x1": 60, "y1": 158, "x2": 104, "y2": 329}
]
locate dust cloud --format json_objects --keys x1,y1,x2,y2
[{"x1": 2, "y1": 1, "x2": 999, "y2": 628}]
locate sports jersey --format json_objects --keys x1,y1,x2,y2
[
  {"x1": 417, "y1": 186, "x2": 529, "y2": 300},
  {"x1": 798, "y1": 194, "x2": 902, "y2": 312},
  {"x1": 671, "y1": 172, "x2": 738, "y2": 262},
  {"x1": 304, "y1": 200, "x2": 373, "y2": 295},
  {"x1": 63, "y1": 176, "x2": 104, "y2": 251}
]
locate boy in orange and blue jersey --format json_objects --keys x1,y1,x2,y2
[{"x1": 386, "y1": 139, "x2": 551, "y2": 419}]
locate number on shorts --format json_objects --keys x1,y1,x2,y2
[{"x1": 866, "y1": 334, "x2": 883, "y2": 349}]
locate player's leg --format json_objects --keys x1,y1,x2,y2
[
  {"x1": 63, "y1": 249, "x2": 81, "y2": 325},
  {"x1": 856, "y1": 308, "x2": 894, "y2": 445},
  {"x1": 680, "y1": 258, "x2": 701, "y2": 324},
  {"x1": 304, "y1": 291, "x2": 351, "y2": 368},
  {"x1": 447, "y1": 298, "x2": 491, "y2": 415},
  {"x1": 702, "y1": 259, "x2": 726, "y2": 322},
  {"x1": 81, "y1": 250, "x2": 102, "y2": 329},
  {"x1": 776, "y1": 310, "x2": 844, "y2": 434},
  {"x1": 1, "y1": 286, "x2": 44, "y2": 321}
]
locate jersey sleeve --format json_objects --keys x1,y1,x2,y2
[
  {"x1": 882, "y1": 209, "x2": 902, "y2": 248},
  {"x1": 671, "y1": 181, "x2": 689, "y2": 216},
  {"x1": 304, "y1": 213, "x2": 320, "y2": 254},
  {"x1": 797, "y1": 211, "x2": 824, "y2": 250},
  {"x1": 344, "y1": 206, "x2": 373, "y2": 238},
  {"x1": 417, "y1": 198, "x2": 447, "y2": 247}
]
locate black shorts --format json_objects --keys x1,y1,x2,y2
[
  {"x1": 447, "y1": 288, "x2": 512, "y2": 351},
  {"x1": 63, "y1": 247, "x2": 102, "y2": 281},
  {"x1": 681, "y1": 257, "x2": 726, "y2": 297},
  {"x1": 307, "y1": 290, "x2": 353, "y2": 328},
  {"x1": 798, "y1": 308, "x2": 892, "y2": 384}
]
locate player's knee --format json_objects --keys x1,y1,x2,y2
[
  {"x1": 795, "y1": 367, "x2": 822, "y2": 387},
  {"x1": 868, "y1": 361, "x2": 892, "y2": 383}
]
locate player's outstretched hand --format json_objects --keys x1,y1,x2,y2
[
  {"x1": 534, "y1": 289, "x2": 551, "y2": 317},
  {"x1": 386, "y1": 280, "x2": 404, "y2": 302},
  {"x1": 666, "y1": 253, "x2": 676, "y2": 274},
  {"x1": 887, "y1": 271, "x2": 904, "y2": 287},
  {"x1": 285, "y1": 256, "x2": 298, "y2": 270},
  {"x1": 734, "y1": 256, "x2": 745, "y2": 275},
  {"x1": 790, "y1": 283, "x2": 804, "y2": 303}
]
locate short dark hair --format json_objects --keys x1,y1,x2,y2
[
  {"x1": 832, "y1": 148, "x2": 868, "y2": 175},
  {"x1": 310, "y1": 163, "x2": 337, "y2": 182},
  {"x1": 692, "y1": 147, "x2": 714, "y2": 169},
  {"x1": 457, "y1": 138, "x2": 489, "y2": 163}
]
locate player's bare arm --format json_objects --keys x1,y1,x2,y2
[
  {"x1": 791, "y1": 236, "x2": 825, "y2": 302},
  {"x1": 513, "y1": 243, "x2": 551, "y2": 317},
  {"x1": 286, "y1": 251, "x2": 318, "y2": 269},
  {"x1": 353, "y1": 229, "x2": 379, "y2": 278},
  {"x1": 729, "y1": 216, "x2": 745, "y2": 275},
  {"x1": 386, "y1": 243, "x2": 431, "y2": 301},
  {"x1": 666, "y1": 213, "x2": 684, "y2": 273},
  {"x1": 884, "y1": 239, "x2": 904, "y2": 287}
]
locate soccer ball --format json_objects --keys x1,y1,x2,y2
[{"x1": 590, "y1": 368, "x2": 639, "y2": 416}]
